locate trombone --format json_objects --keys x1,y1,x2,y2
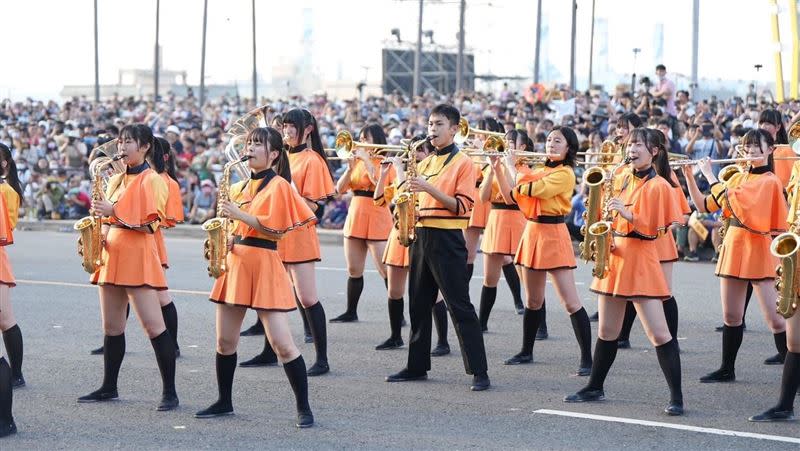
[
  {"x1": 454, "y1": 117, "x2": 506, "y2": 145},
  {"x1": 668, "y1": 157, "x2": 764, "y2": 167},
  {"x1": 328, "y1": 130, "x2": 406, "y2": 160}
]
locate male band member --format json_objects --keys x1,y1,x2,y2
[{"x1": 386, "y1": 104, "x2": 490, "y2": 391}]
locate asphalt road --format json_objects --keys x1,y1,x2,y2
[{"x1": 3, "y1": 230, "x2": 799, "y2": 449}]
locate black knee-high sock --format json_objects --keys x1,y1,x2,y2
[
  {"x1": 433, "y1": 301, "x2": 448, "y2": 346},
  {"x1": 0, "y1": 358, "x2": 11, "y2": 423},
  {"x1": 466, "y1": 263, "x2": 474, "y2": 281},
  {"x1": 662, "y1": 297, "x2": 679, "y2": 340},
  {"x1": 150, "y1": 330, "x2": 177, "y2": 396},
  {"x1": 126, "y1": 303, "x2": 130, "y2": 319},
  {"x1": 656, "y1": 338, "x2": 683, "y2": 405},
  {"x1": 774, "y1": 331, "x2": 788, "y2": 360},
  {"x1": 346, "y1": 277, "x2": 364, "y2": 315},
  {"x1": 539, "y1": 300, "x2": 548, "y2": 330},
  {"x1": 215, "y1": 352, "x2": 237, "y2": 406},
  {"x1": 305, "y1": 302, "x2": 328, "y2": 364},
  {"x1": 502, "y1": 264, "x2": 523, "y2": 308},
  {"x1": 777, "y1": 352, "x2": 800, "y2": 411},
  {"x1": 478, "y1": 286, "x2": 497, "y2": 330},
  {"x1": 260, "y1": 334, "x2": 278, "y2": 360},
  {"x1": 2, "y1": 325, "x2": 23, "y2": 379},
  {"x1": 297, "y1": 297, "x2": 311, "y2": 338},
  {"x1": 102, "y1": 333, "x2": 126, "y2": 391},
  {"x1": 388, "y1": 298, "x2": 404, "y2": 340},
  {"x1": 283, "y1": 355, "x2": 311, "y2": 414},
  {"x1": 160, "y1": 303, "x2": 179, "y2": 349},
  {"x1": 570, "y1": 308, "x2": 593, "y2": 367},
  {"x1": 520, "y1": 307, "x2": 544, "y2": 355},
  {"x1": 618, "y1": 302, "x2": 637, "y2": 341},
  {"x1": 721, "y1": 324, "x2": 745, "y2": 372},
  {"x1": 383, "y1": 278, "x2": 388, "y2": 289},
  {"x1": 586, "y1": 338, "x2": 619, "y2": 391},
  {"x1": 743, "y1": 283, "x2": 753, "y2": 324}
]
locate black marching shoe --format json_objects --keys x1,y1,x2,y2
[
  {"x1": 0, "y1": 419, "x2": 16, "y2": 438},
  {"x1": 306, "y1": 361, "x2": 329, "y2": 377},
  {"x1": 194, "y1": 401, "x2": 234, "y2": 418},
  {"x1": 504, "y1": 352, "x2": 533, "y2": 365},
  {"x1": 77, "y1": 388, "x2": 119, "y2": 403},
  {"x1": 564, "y1": 388, "x2": 605, "y2": 403},
  {"x1": 514, "y1": 301, "x2": 525, "y2": 316},
  {"x1": 296, "y1": 410, "x2": 314, "y2": 428},
  {"x1": 240, "y1": 321, "x2": 264, "y2": 337},
  {"x1": 11, "y1": 375, "x2": 25, "y2": 389},
  {"x1": 329, "y1": 312, "x2": 358, "y2": 323},
  {"x1": 575, "y1": 366, "x2": 592, "y2": 377},
  {"x1": 589, "y1": 312, "x2": 599, "y2": 322},
  {"x1": 749, "y1": 407, "x2": 796, "y2": 422},
  {"x1": 239, "y1": 353, "x2": 278, "y2": 368},
  {"x1": 157, "y1": 393, "x2": 179, "y2": 411},
  {"x1": 616, "y1": 339, "x2": 631, "y2": 349},
  {"x1": 90, "y1": 346, "x2": 104, "y2": 355},
  {"x1": 375, "y1": 337, "x2": 403, "y2": 350},
  {"x1": 470, "y1": 373, "x2": 491, "y2": 391},
  {"x1": 430, "y1": 343, "x2": 450, "y2": 357},
  {"x1": 664, "y1": 401, "x2": 684, "y2": 416},
  {"x1": 386, "y1": 368, "x2": 427, "y2": 382},
  {"x1": 764, "y1": 353, "x2": 785, "y2": 365},
  {"x1": 699, "y1": 368, "x2": 735, "y2": 383}
]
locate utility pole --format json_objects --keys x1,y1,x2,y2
[
  {"x1": 154, "y1": 0, "x2": 160, "y2": 101},
  {"x1": 94, "y1": 0, "x2": 100, "y2": 102},
  {"x1": 569, "y1": 0, "x2": 577, "y2": 91},
  {"x1": 691, "y1": 0, "x2": 699, "y2": 97},
  {"x1": 413, "y1": 0, "x2": 424, "y2": 97},
  {"x1": 252, "y1": 0, "x2": 258, "y2": 102},
  {"x1": 200, "y1": 0, "x2": 208, "y2": 107},
  {"x1": 588, "y1": 0, "x2": 596, "y2": 88},
  {"x1": 456, "y1": 0, "x2": 466, "y2": 93},
  {"x1": 534, "y1": 0, "x2": 542, "y2": 84}
]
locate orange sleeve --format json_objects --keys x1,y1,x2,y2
[
  {"x1": 236, "y1": 178, "x2": 317, "y2": 238},
  {"x1": 0, "y1": 193, "x2": 13, "y2": 246},
  {"x1": 618, "y1": 178, "x2": 683, "y2": 238},
  {"x1": 726, "y1": 174, "x2": 788, "y2": 234},
  {"x1": 373, "y1": 167, "x2": 397, "y2": 207},
  {"x1": 162, "y1": 175, "x2": 184, "y2": 227},
  {"x1": 0, "y1": 184, "x2": 20, "y2": 230},
  {"x1": 774, "y1": 145, "x2": 794, "y2": 187},
  {"x1": 297, "y1": 153, "x2": 335, "y2": 202},
  {"x1": 453, "y1": 156, "x2": 476, "y2": 217},
  {"x1": 669, "y1": 171, "x2": 690, "y2": 216},
  {"x1": 111, "y1": 171, "x2": 167, "y2": 231}
]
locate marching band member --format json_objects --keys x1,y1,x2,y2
[
  {"x1": 565, "y1": 127, "x2": 685, "y2": 415},
  {"x1": 373, "y1": 136, "x2": 450, "y2": 355},
  {"x1": 386, "y1": 105, "x2": 490, "y2": 391},
  {"x1": 683, "y1": 129, "x2": 788, "y2": 384},
  {"x1": 463, "y1": 118, "x2": 498, "y2": 284},
  {"x1": 196, "y1": 127, "x2": 315, "y2": 428},
  {"x1": 331, "y1": 124, "x2": 393, "y2": 322},
  {"x1": 0, "y1": 143, "x2": 21, "y2": 437},
  {"x1": 78, "y1": 124, "x2": 178, "y2": 412},
  {"x1": 500, "y1": 127, "x2": 593, "y2": 376},
  {"x1": 477, "y1": 129, "x2": 531, "y2": 332}
]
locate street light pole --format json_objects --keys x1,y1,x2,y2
[
  {"x1": 631, "y1": 48, "x2": 641, "y2": 92},
  {"x1": 456, "y1": 0, "x2": 466, "y2": 93},
  {"x1": 413, "y1": 0, "x2": 424, "y2": 97},
  {"x1": 154, "y1": 0, "x2": 160, "y2": 101},
  {"x1": 588, "y1": 0, "x2": 596, "y2": 88},
  {"x1": 252, "y1": 0, "x2": 258, "y2": 102},
  {"x1": 94, "y1": 0, "x2": 100, "y2": 102},
  {"x1": 569, "y1": 0, "x2": 577, "y2": 91},
  {"x1": 534, "y1": 0, "x2": 542, "y2": 84},
  {"x1": 199, "y1": 0, "x2": 208, "y2": 107}
]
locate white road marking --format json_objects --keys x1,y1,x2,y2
[{"x1": 534, "y1": 409, "x2": 800, "y2": 445}]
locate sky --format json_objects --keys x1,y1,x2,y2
[{"x1": 0, "y1": 0, "x2": 789, "y2": 100}]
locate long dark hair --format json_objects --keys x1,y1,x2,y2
[
  {"x1": 283, "y1": 108, "x2": 333, "y2": 181},
  {"x1": 0, "y1": 143, "x2": 23, "y2": 201},
  {"x1": 549, "y1": 126, "x2": 578, "y2": 167},
  {"x1": 741, "y1": 128, "x2": 775, "y2": 172},
  {"x1": 758, "y1": 109, "x2": 788, "y2": 145},
  {"x1": 120, "y1": 124, "x2": 161, "y2": 171},
  {"x1": 504, "y1": 129, "x2": 533, "y2": 152},
  {"x1": 631, "y1": 128, "x2": 677, "y2": 187},
  {"x1": 247, "y1": 127, "x2": 291, "y2": 183},
  {"x1": 359, "y1": 123, "x2": 387, "y2": 145},
  {"x1": 156, "y1": 137, "x2": 178, "y2": 181}
]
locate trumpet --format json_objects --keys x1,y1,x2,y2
[
  {"x1": 454, "y1": 117, "x2": 506, "y2": 145},
  {"x1": 668, "y1": 157, "x2": 763, "y2": 167},
  {"x1": 334, "y1": 131, "x2": 404, "y2": 155}
]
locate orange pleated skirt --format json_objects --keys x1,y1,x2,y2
[
  {"x1": 210, "y1": 244, "x2": 296, "y2": 311},
  {"x1": 481, "y1": 207, "x2": 526, "y2": 256},
  {"x1": 654, "y1": 228, "x2": 679, "y2": 263},
  {"x1": 154, "y1": 228, "x2": 169, "y2": 268},
  {"x1": 514, "y1": 221, "x2": 577, "y2": 271},
  {"x1": 277, "y1": 222, "x2": 321, "y2": 264},
  {"x1": 0, "y1": 247, "x2": 15, "y2": 287},
  {"x1": 468, "y1": 189, "x2": 490, "y2": 229},
  {"x1": 91, "y1": 227, "x2": 167, "y2": 290},
  {"x1": 382, "y1": 228, "x2": 410, "y2": 268},
  {"x1": 590, "y1": 236, "x2": 670, "y2": 299},
  {"x1": 715, "y1": 225, "x2": 777, "y2": 281},
  {"x1": 343, "y1": 195, "x2": 393, "y2": 241}
]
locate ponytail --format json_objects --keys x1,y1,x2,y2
[
  {"x1": 148, "y1": 132, "x2": 166, "y2": 174},
  {"x1": 156, "y1": 137, "x2": 178, "y2": 180}
]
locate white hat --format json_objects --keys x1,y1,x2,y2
[
  {"x1": 166, "y1": 125, "x2": 181, "y2": 135},
  {"x1": 389, "y1": 128, "x2": 403, "y2": 139},
  {"x1": 66, "y1": 129, "x2": 81, "y2": 139}
]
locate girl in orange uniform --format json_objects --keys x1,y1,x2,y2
[
  {"x1": 760, "y1": 109, "x2": 792, "y2": 187},
  {"x1": 240, "y1": 109, "x2": 334, "y2": 377},
  {"x1": 373, "y1": 136, "x2": 450, "y2": 354},
  {"x1": 684, "y1": 129, "x2": 788, "y2": 384},
  {"x1": 196, "y1": 127, "x2": 315, "y2": 428},
  {"x1": 331, "y1": 124, "x2": 394, "y2": 322},
  {"x1": 565, "y1": 127, "x2": 685, "y2": 415},
  {"x1": 477, "y1": 130, "x2": 532, "y2": 333},
  {"x1": 78, "y1": 124, "x2": 178, "y2": 412},
  {"x1": 0, "y1": 144, "x2": 21, "y2": 437},
  {"x1": 499, "y1": 127, "x2": 593, "y2": 376}
]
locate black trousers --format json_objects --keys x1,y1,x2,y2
[{"x1": 407, "y1": 228, "x2": 487, "y2": 375}]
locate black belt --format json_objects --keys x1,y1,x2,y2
[
  {"x1": 234, "y1": 236, "x2": 277, "y2": 250},
  {"x1": 728, "y1": 218, "x2": 743, "y2": 229},
  {"x1": 614, "y1": 231, "x2": 657, "y2": 241},
  {"x1": 353, "y1": 190, "x2": 375, "y2": 197},
  {"x1": 475, "y1": 182, "x2": 482, "y2": 188},
  {"x1": 528, "y1": 215, "x2": 565, "y2": 224},
  {"x1": 491, "y1": 203, "x2": 520, "y2": 211}
]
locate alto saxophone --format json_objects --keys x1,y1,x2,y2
[
  {"x1": 579, "y1": 137, "x2": 622, "y2": 261},
  {"x1": 394, "y1": 139, "x2": 427, "y2": 247},
  {"x1": 74, "y1": 155, "x2": 123, "y2": 273},
  {"x1": 771, "y1": 179, "x2": 800, "y2": 319},
  {"x1": 587, "y1": 157, "x2": 631, "y2": 279},
  {"x1": 202, "y1": 156, "x2": 251, "y2": 278}
]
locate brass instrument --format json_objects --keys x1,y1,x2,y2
[
  {"x1": 771, "y1": 168, "x2": 800, "y2": 318},
  {"x1": 223, "y1": 107, "x2": 267, "y2": 181},
  {"x1": 202, "y1": 156, "x2": 252, "y2": 278},
  {"x1": 333, "y1": 131, "x2": 405, "y2": 160},
  {"x1": 789, "y1": 121, "x2": 800, "y2": 154},
  {"x1": 74, "y1": 154, "x2": 124, "y2": 273},
  {"x1": 454, "y1": 117, "x2": 506, "y2": 145},
  {"x1": 668, "y1": 157, "x2": 763, "y2": 167},
  {"x1": 586, "y1": 157, "x2": 632, "y2": 278},
  {"x1": 579, "y1": 166, "x2": 606, "y2": 262},
  {"x1": 394, "y1": 138, "x2": 429, "y2": 247}
]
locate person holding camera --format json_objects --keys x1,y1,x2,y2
[{"x1": 685, "y1": 120, "x2": 724, "y2": 192}]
